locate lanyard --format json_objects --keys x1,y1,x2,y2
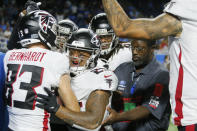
[{"x1": 130, "y1": 73, "x2": 142, "y2": 95}]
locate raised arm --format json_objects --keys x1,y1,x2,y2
[
  {"x1": 56, "y1": 90, "x2": 111, "y2": 129},
  {"x1": 102, "y1": 0, "x2": 182, "y2": 40}
]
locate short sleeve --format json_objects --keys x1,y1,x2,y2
[
  {"x1": 51, "y1": 53, "x2": 70, "y2": 87},
  {"x1": 163, "y1": 0, "x2": 197, "y2": 21},
  {"x1": 142, "y1": 71, "x2": 170, "y2": 120},
  {"x1": 57, "y1": 53, "x2": 70, "y2": 75},
  {"x1": 97, "y1": 70, "x2": 118, "y2": 92}
]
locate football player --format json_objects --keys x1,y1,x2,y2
[
  {"x1": 56, "y1": 19, "x2": 78, "y2": 52},
  {"x1": 36, "y1": 28, "x2": 118, "y2": 131},
  {"x1": 50, "y1": 19, "x2": 79, "y2": 131},
  {"x1": 89, "y1": 13, "x2": 133, "y2": 71},
  {"x1": 4, "y1": 2, "x2": 79, "y2": 131}
]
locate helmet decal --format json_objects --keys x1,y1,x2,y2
[
  {"x1": 91, "y1": 35, "x2": 100, "y2": 47},
  {"x1": 17, "y1": 10, "x2": 57, "y2": 49},
  {"x1": 37, "y1": 12, "x2": 56, "y2": 33}
]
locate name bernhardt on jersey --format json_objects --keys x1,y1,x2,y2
[{"x1": 8, "y1": 51, "x2": 46, "y2": 62}]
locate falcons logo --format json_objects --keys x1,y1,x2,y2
[
  {"x1": 91, "y1": 34, "x2": 100, "y2": 47},
  {"x1": 105, "y1": 79, "x2": 112, "y2": 88},
  {"x1": 37, "y1": 12, "x2": 56, "y2": 33}
]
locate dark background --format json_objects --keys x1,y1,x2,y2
[{"x1": 0, "y1": 0, "x2": 170, "y2": 28}]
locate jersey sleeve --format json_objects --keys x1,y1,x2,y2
[
  {"x1": 51, "y1": 53, "x2": 70, "y2": 87},
  {"x1": 163, "y1": 0, "x2": 197, "y2": 21},
  {"x1": 56, "y1": 53, "x2": 70, "y2": 75},
  {"x1": 141, "y1": 71, "x2": 170, "y2": 120},
  {"x1": 97, "y1": 70, "x2": 118, "y2": 92}
]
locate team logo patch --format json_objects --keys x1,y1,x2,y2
[
  {"x1": 91, "y1": 35, "x2": 100, "y2": 47},
  {"x1": 105, "y1": 79, "x2": 112, "y2": 88},
  {"x1": 149, "y1": 96, "x2": 159, "y2": 109},
  {"x1": 118, "y1": 80, "x2": 126, "y2": 91}
]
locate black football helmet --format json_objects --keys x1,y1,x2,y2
[
  {"x1": 17, "y1": 10, "x2": 57, "y2": 49},
  {"x1": 66, "y1": 28, "x2": 101, "y2": 74},
  {"x1": 56, "y1": 19, "x2": 78, "y2": 50},
  {"x1": 58, "y1": 19, "x2": 78, "y2": 35},
  {"x1": 89, "y1": 13, "x2": 119, "y2": 55}
]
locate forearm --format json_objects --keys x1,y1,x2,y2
[
  {"x1": 58, "y1": 75, "x2": 80, "y2": 112},
  {"x1": 55, "y1": 106, "x2": 101, "y2": 129},
  {"x1": 102, "y1": 0, "x2": 130, "y2": 37},
  {"x1": 102, "y1": 0, "x2": 182, "y2": 39},
  {"x1": 102, "y1": 0, "x2": 156, "y2": 39},
  {"x1": 56, "y1": 90, "x2": 110, "y2": 129},
  {"x1": 116, "y1": 106, "x2": 150, "y2": 122}
]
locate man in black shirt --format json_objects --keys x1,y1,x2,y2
[{"x1": 103, "y1": 39, "x2": 171, "y2": 131}]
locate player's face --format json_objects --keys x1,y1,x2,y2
[
  {"x1": 131, "y1": 40, "x2": 151, "y2": 67},
  {"x1": 56, "y1": 35, "x2": 70, "y2": 50},
  {"x1": 56, "y1": 26, "x2": 71, "y2": 50},
  {"x1": 69, "y1": 49, "x2": 91, "y2": 67},
  {"x1": 99, "y1": 35, "x2": 112, "y2": 50}
]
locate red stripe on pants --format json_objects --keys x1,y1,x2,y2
[
  {"x1": 174, "y1": 45, "x2": 184, "y2": 126},
  {"x1": 43, "y1": 110, "x2": 49, "y2": 131},
  {"x1": 186, "y1": 124, "x2": 195, "y2": 131}
]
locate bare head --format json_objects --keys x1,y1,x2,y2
[{"x1": 131, "y1": 39, "x2": 155, "y2": 69}]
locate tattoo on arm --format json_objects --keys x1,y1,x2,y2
[
  {"x1": 85, "y1": 90, "x2": 111, "y2": 126},
  {"x1": 56, "y1": 90, "x2": 111, "y2": 129},
  {"x1": 102, "y1": 0, "x2": 182, "y2": 39},
  {"x1": 102, "y1": 0, "x2": 130, "y2": 32},
  {"x1": 141, "y1": 13, "x2": 182, "y2": 39}
]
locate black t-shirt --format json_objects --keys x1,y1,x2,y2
[{"x1": 113, "y1": 58, "x2": 171, "y2": 131}]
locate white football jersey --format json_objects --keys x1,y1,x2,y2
[
  {"x1": 71, "y1": 67, "x2": 118, "y2": 131},
  {"x1": 164, "y1": 0, "x2": 197, "y2": 126},
  {"x1": 97, "y1": 47, "x2": 132, "y2": 71},
  {"x1": 4, "y1": 48, "x2": 69, "y2": 131}
]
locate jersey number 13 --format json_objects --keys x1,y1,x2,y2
[{"x1": 6, "y1": 64, "x2": 44, "y2": 110}]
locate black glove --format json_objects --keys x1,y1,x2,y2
[
  {"x1": 25, "y1": 0, "x2": 41, "y2": 13},
  {"x1": 36, "y1": 87, "x2": 60, "y2": 113}
]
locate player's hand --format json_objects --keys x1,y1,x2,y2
[
  {"x1": 102, "y1": 107, "x2": 119, "y2": 126},
  {"x1": 36, "y1": 87, "x2": 60, "y2": 113},
  {"x1": 59, "y1": 73, "x2": 71, "y2": 85}
]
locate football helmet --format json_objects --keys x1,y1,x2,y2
[
  {"x1": 66, "y1": 28, "x2": 101, "y2": 75},
  {"x1": 89, "y1": 13, "x2": 119, "y2": 56},
  {"x1": 17, "y1": 10, "x2": 57, "y2": 49},
  {"x1": 56, "y1": 19, "x2": 78, "y2": 50}
]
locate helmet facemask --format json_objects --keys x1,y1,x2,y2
[
  {"x1": 68, "y1": 46, "x2": 100, "y2": 75},
  {"x1": 89, "y1": 13, "x2": 118, "y2": 56},
  {"x1": 55, "y1": 25, "x2": 72, "y2": 52},
  {"x1": 96, "y1": 28, "x2": 117, "y2": 55},
  {"x1": 66, "y1": 28, "x2": 101, "y2": 76},
  {"x1": 56, "y1": 19, "x2": 79, "y2": 52}
]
